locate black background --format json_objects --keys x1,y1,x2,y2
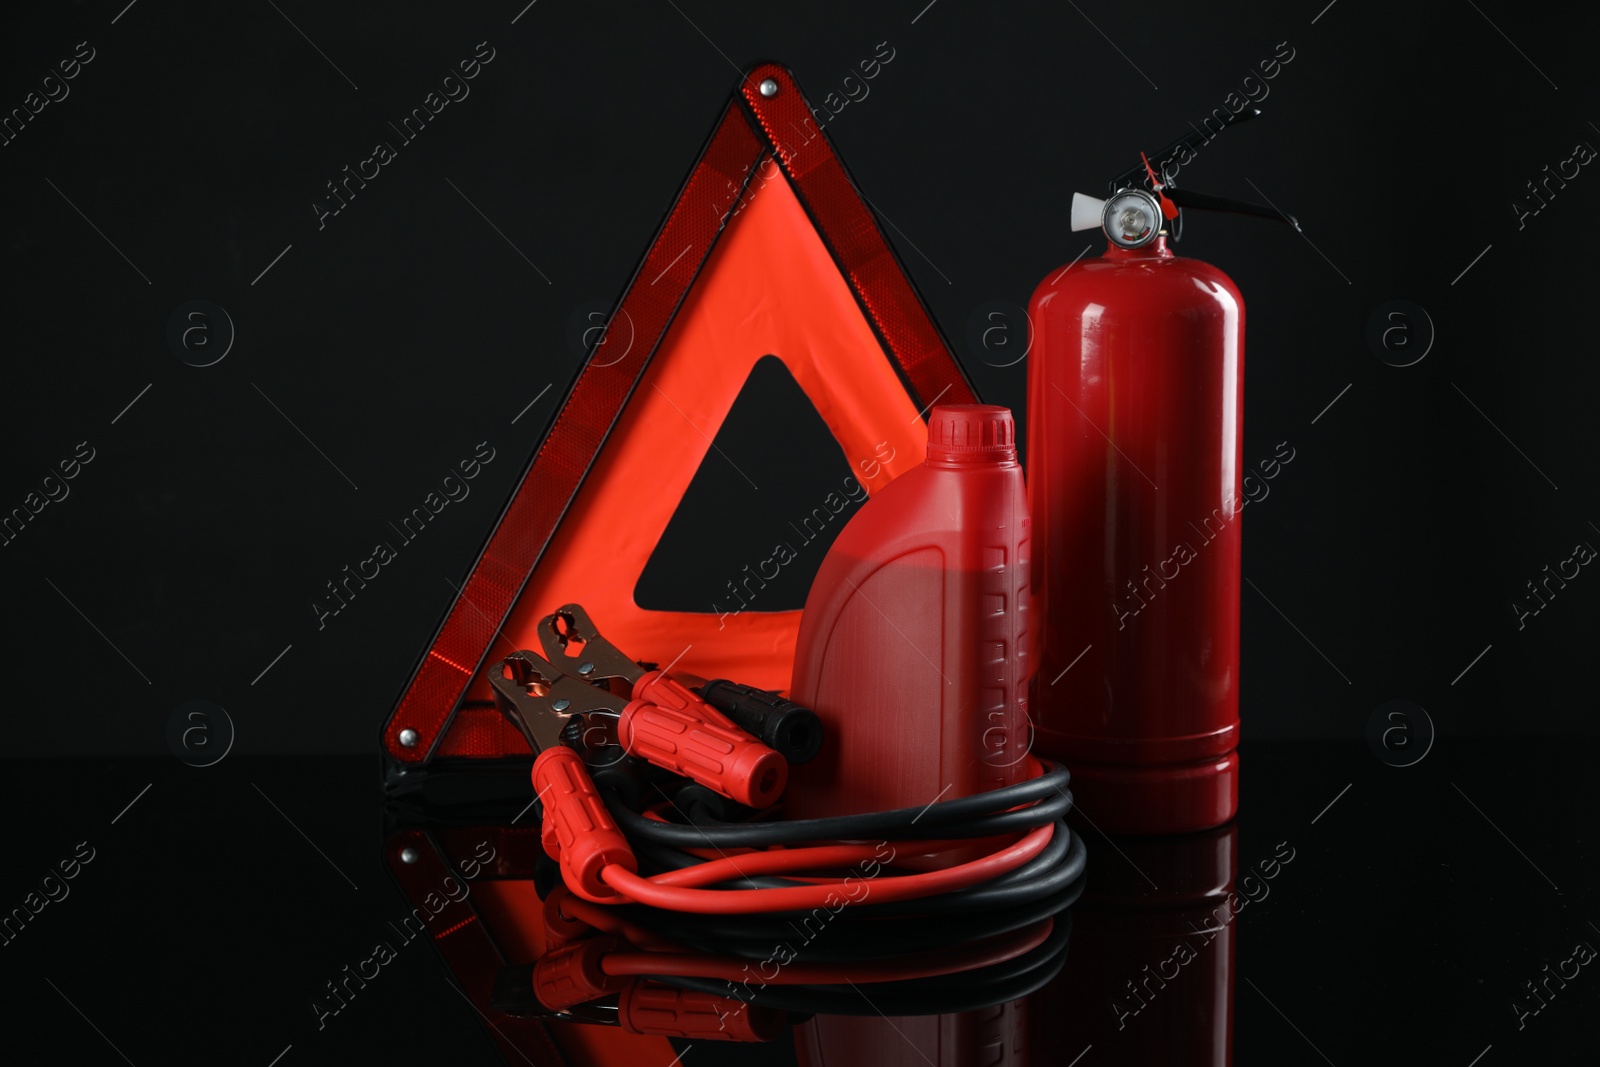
[
  {"x1": 3, "y1": 1, "x2": 1596, "y2": 755},
  {"x1": 3, "y1": 3, "x2": 1599, "y2": 1065}
]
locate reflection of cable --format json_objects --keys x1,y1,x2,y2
[
  {"x1": 657, "y1": 919, "x2": 1074, "y2": 1016},
  {"x1": 601, "y1": 920, "x2": 1051, "y2": 984}
]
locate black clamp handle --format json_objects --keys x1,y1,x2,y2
[{"x1": 698, "y1": 680, "x2": 824, "y2": 765}]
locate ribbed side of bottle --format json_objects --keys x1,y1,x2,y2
[{"x1": 969, "y1": 488, "x2": 1031, "y2": 794}]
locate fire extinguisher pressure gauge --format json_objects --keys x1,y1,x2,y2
[{"x1": 1101, "y1": 188, "x2": 1164, "y2": 249}]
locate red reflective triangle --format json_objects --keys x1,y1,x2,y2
[{"x1": 383, "y1": 62, "x2": 975, "y2": 771}]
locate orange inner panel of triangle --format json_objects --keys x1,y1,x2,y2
[{"x1": 463, "y1": 158, "x2": 926, "y2": 704}]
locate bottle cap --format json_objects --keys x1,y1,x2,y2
[{"x1": 926, "y1": 404, "x2": 1017, "y2": 464}]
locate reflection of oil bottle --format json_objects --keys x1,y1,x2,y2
[
  {"x1": 1029, "y1": 825, "x2": 1238, "y2": 1064},
  {"x1": 798, "y1": 1001, "x2": 1028, "y2": 1067},
  {"x1": 787, "y1": 405, "x2": 1032, "y2": 819}
]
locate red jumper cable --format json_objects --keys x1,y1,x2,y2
[{"x1": 490, "y1": 603, "x2": 1068, "y2": 916}]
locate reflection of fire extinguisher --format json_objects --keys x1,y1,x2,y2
[
  {"x1": 1027, "y1": 110, "x2": 1297, "y2": 835},
  {"x1": 1029, "y1": 825, "x2": 1237, "y2": 1065},
  {"x1": 798, "y1": 1002, "x2": 1029, "y2": 1067}
]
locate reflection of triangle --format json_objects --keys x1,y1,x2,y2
[
  {"x1": 635, "y1": 355, "x2": 866, "y2": 613},
  {"x1": 384, "y1": 62, "x2": 974, "y2": 775},
  {"x1": 384, "y1": 824, "x2": 677, "y2": 1064}
]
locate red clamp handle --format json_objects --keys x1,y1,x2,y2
[
  {"x1": 532, "y1": 746, "x2": 637, "y2": 902},
  {"x1": 536, "y1": 789, "x2": 562, "y2": 865},
  {"x1": 533, "y1": 936, "x2": 626, "y2": 1012},
  {"x1": 618, "y1": 684, "x2": 788, "y2": 808},
  {"x1": 631, "y1": 670, "x2": 738, "y2": 728},
  {"x1": 617, "y1": 979, "x2": 785, "y2": 1043}
]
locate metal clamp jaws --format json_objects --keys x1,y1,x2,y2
[
  {"x1": 529, "y1": 603, "x2": 791, "y2": 809},
  {"x1": 489, "y1": 649, "x2": 627, "y2": 753},
  {"x1": 536, "y1": 603, "x2": 646, "y2": 686}
]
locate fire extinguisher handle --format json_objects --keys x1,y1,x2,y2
[
  {"x1": 531, "y1": 746, "x2": 637, "y2": 902},
  {"x1": 617, "y1": 979, "x2": 785, "y2": 1042},
  {"x1": 698, "y1": 679, "x2": 825, "y2": 764},
  {"x1": 1165, "y1": 187, "x2": 1299, "y2": 230},
  {"x1": 1097, "y1": 108, "x2": 1299, "y2": 243},
  {"x1": 616, "y1": 685, "x2": 788, "y2": 809}
]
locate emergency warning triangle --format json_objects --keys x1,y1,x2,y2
[{"x1": 383, "y1": 62, "x2": 975, "y2": 774}]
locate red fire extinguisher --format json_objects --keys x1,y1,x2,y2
[{"x1": 1027, "y1": 110, "x2": 1297, "y2": 835}]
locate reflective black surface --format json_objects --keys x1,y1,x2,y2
[
  {"x1": 4, "y1": 738, "x2": 1594, "y2": 1065},
  {"x1": 4, "y1": 3, "x2": 1597, "y2": 1063}
]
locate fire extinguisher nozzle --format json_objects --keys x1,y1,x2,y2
[{"x1": 1070, "y1": 192, "x2": 1107, "y2": 233}]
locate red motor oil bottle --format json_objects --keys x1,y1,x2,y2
[
  {"x1": 787, "y1": 405, "x2": 1032, "y2": 819},
  {"x1": 1027, "y1": 111, "x2": 1298, "y2": 834}
]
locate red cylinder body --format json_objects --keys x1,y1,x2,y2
[
  {"x1": 1027, "y1": 237, "x2": 1242, "y2": 834},
  {"x1": 787, "y1": 405, "x2": 1032, "y2": 819}
]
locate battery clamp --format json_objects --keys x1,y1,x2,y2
[{"x1": 481, "y1": 602, "x2": 1083, "y2": 1024}]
